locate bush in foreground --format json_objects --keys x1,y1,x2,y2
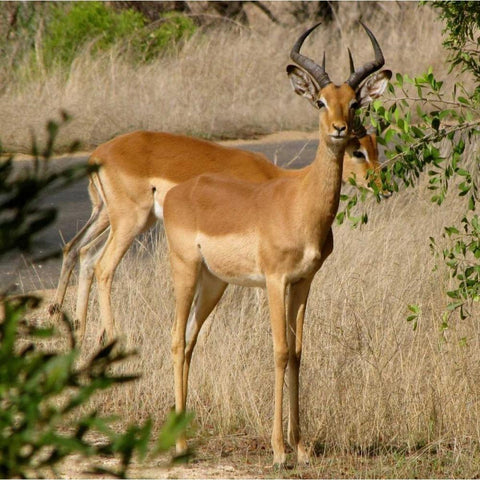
[{"x1": 0, "y1": 114, "x2": 191, "y2": 477}]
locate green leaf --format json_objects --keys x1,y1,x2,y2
[
  {"x1": 447, "y1": 300, "x2": 464, "y2": 311},
  {"x1": 469, "y1": 196, "x2": 476, "y2": 210},
  {"x1": 155, "y1": 411, "x2": 194, "y2": 453},
  {"x1": 408, "y1": 304, "x2": 420, "y2": 314},
  {"x1": 444, "y1": 226, "x2": 460, "y2": 236}
]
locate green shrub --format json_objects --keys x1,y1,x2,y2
[
  {"x1": 0, "y1": 114, "x2": 86, "y2": 258},
  {"x1": 43, "y1": 2, "x2": 145, "y2": 67},
  {"x1": 133, "y1": 12, "x2": 197, "y2": 62},
  {"x1": 42, "y1": 3, "x2": 196, "y2": 68},
  {"x1": 0, "y1": 114, "x2": 192, "y2": 477},
  {"x1": 431, "y1": 1, "x2": 480, "y2": 101}
]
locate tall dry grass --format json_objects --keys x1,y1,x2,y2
[
  {"x1": 12, "y1": 1, "x2": 480, "y2": 468},
  {"x1": 0, "y1": 3, "x2": 462, "y2": 152},
  {"x1": 55, "y1": 137, "x2": 480, "y2": 457}
]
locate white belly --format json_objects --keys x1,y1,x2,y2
[{"x1": 198, "y1": 232, "x2": 265, "y2": 287}]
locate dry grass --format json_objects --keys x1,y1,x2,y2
[
  {"x1": 51, "y1": 138, "x2": 480, "y2": 477},
  {"x1": 0, "y1": 3, "x2": 465, "y2": 152},
  {"x1": 10, "y1": 2, "x2": 480, "y2": 475}
]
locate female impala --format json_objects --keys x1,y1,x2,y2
[
  {"x1": 163, "y1": 22, "x2": 388, "y2": 466},
  {"x1": 49, "y1": 27, "x2": 390, "y2": 346}
]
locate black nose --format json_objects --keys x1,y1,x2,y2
[{"x1": 333, "y1": 124, "x2": 346, "y2": 133}]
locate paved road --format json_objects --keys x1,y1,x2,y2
[{"x1": 0, "y1": 138, "x2": 319, "y2": 293}]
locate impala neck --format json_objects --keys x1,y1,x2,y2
[{"x1": 299, "y1": 136, "x2": 345, "y2": 235}]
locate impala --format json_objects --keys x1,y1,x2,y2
[
  {"x1": 163, "y1": 22, "x2": 389, "y2": 466},
  {"x1": 49, "y1": 30, "x2": 390, "y2": 347}
]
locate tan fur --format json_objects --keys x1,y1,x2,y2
[
  {"x1": 164, "y1": 71, "x2": 391, "y2": 466},
  {"x1": 49, "y1": 130, "x2": 381, "y2": 345},
  {"x1": 47, "y1": 20, "x2": 390, "y2": 466}
]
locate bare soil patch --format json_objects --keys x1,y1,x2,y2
[{"x1": 58, "y1": 435, "x2": 480, "y2": 479}]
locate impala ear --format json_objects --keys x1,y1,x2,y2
[
  {"x1": 287, "y1": 64, "x2": 320, "y2": 108},
  {"x1": 357, "y1": 69, "x2": 392, "y2": 106}
]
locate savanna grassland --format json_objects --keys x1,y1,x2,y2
[
  {"x1": 0, "y1": 2, "x2": 460, "y2": 151},
  {"x1": 6, "y1": 2, "x2": 480, "y2": 478}
]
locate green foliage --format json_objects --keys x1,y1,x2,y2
[
  {"x1": 407, "y1": 304, "x2": 421, "y2": 331},
  {"x1": 431, "y1": 1, "x2": 480, "y2": 101},
  {"x1": 0, "y1": 299, "x2": 193, "y2": 478},
  {"x1": 0, "y1": 115, "x2": 192, "y2": 477},
  {"x1": 436, "y1": 215, "x2": 480, "y2": 321},
  {"x1": 349, "y1": 68, "x2": 480, "y2": 325},
  {"x1": 42, "y1": 3, "x2": 196, "y2": 67},
  {"x1": 132, "y1": 12, "x2": 197, "y2": 63},
  {"x1": 0, "y1": 4, "x2": 197, "y2": 74},
  {"x1": 337, "y1": 2, "x2": 480, "y2": 326},
  {"x1": 43, "y1": 2, "x2": 145, "y2": 67}
]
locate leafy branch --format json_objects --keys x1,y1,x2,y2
[{"x1": 337, "y1": 63, "x2": 480, "y2": 326}]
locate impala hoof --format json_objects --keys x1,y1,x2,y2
[
  {"x1": 48, "y1": 303, "x2": 61, "y2": 316},
  {"x1": 298, "y1": 456, "x2": 310, "y2": 467},
  {"x1": 297, "y1": 443, "x2": 310, "y2": 465},
  {"x1": 176, "y1": 438, "x2": 188, "y2": 456},
  {"x1": 272, "y1": 451, "x2": 287, "y2": 470},
  {"x1": 96, "y1": 329, "x2": 107, "y2": 347},
  {"x1": 272, "y1": 462, "x2": 287, "y2": 472}
]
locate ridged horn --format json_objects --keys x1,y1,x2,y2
[
  {"x1": 290, "y1": 23, "x2": 331, "y2": 89},
  {"x1": 346, "y1": 21, "x2": 385, "y2": 89},
  {"x1": 347, "y1": 48, "x2": 355, "y2": 75}
]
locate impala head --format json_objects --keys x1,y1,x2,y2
[
  {"x1": 343, "y1": 129, "x2": 386, "y2": 195},
  {"x1": 287, "y1": 22, "x2": 391, "y2": 147}
]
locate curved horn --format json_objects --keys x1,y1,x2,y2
[
  {"x1": 290, "y1": 23, "x2": 331, "y2": 89},
  {"x1": 346, "y1": 21, "x2": 385, "y2": 90},
  {"x1": 347, "y1": 48, "x2": 355, "y2": 75}
]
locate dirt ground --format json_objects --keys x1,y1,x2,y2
[
  {"x1": 59, "y1": 436, "x2": 278, "y2": 479},
  {"x1": 57, "y1": 434, "x2": 480, "y2": 479}
]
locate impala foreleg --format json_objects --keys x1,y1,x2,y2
[
  {"x1": 287, "y1": 278, "x2": 312, "y2": 465},
  {"x1": 94, "y1": 211, "x2": 148, "y2": 345},
  {"x1": 266, "y1": 275, "x2": 289, "y2": 467}
]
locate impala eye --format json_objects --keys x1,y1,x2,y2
[
  {"x1": 350, "y1": 101, "x2": 360, "y2": 110},
  {"x1": 316, "y1": 100, "x2": 325, "y2": 109},
  {"x1": 353, "y1": 151, "x2": 366, "y2": 160}
]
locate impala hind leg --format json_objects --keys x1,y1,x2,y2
[
  {"x1": 74, "y1": 226, "x2": 110, "y2": 345},
  {"x1": 48, "y1": 187, "x2": 106, "y2": 316},
  {"x1": 287, "y1": 278, "x2": 312, "y2": 465},
  {"x1": 266, "y1": 276, "x2": 289, "y2": 467},
  {"x1": 183, "y1": 266, "x2": 227, "y2": 405}
]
